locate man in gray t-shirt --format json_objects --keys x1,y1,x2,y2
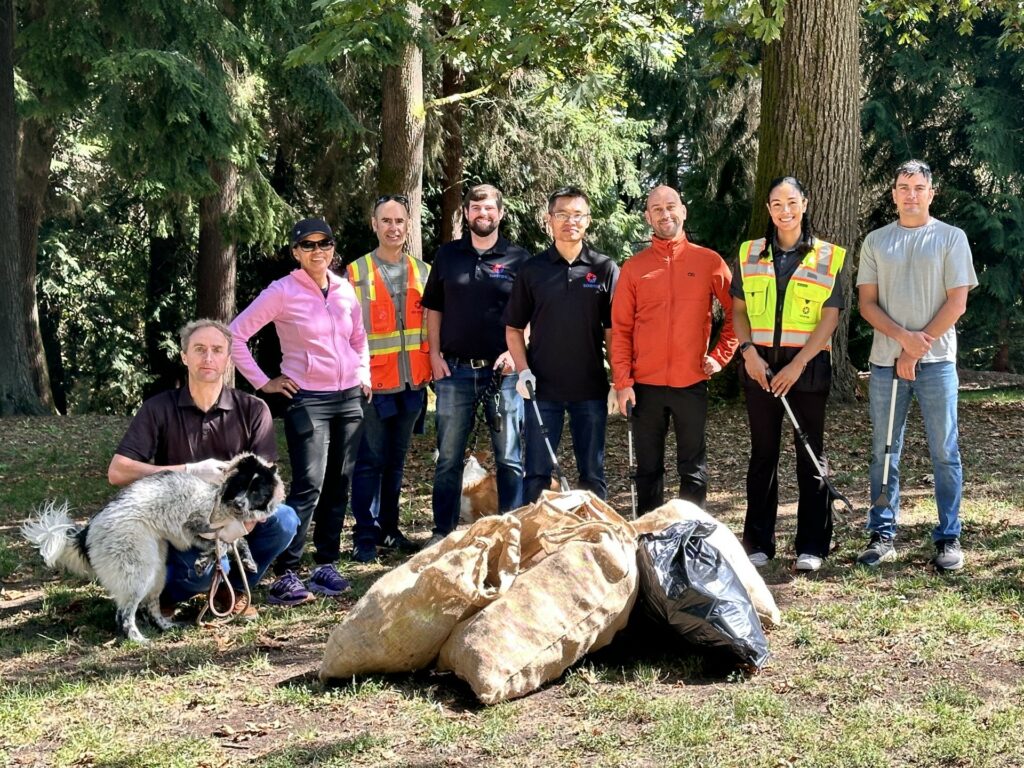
[{"x1": 855, "y1": 160, "x2": 978, "y2": 572}]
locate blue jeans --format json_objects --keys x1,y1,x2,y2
[
  {"x1": 868, "y1": 362, "x2": 962, "y2": 542},
  {"x1": 278, "y1": 390, "x2": 364, "y2": 572},
  {"x1": 350, "y1": 390, "x2": 425, "y2": 545},
  {"x1": 161, "y1": 504, "x2": 299, "y2": 605},
  {"x1": 432, "y1": 362, "x2": 524, "y2": 535},
  {"x1": 524, "y1": 398, "x2": 607, "y2": 503}
]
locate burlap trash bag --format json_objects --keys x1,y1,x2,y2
[
  {"x1": 514, "y1": 490, "x2": 634, "y2": 569},
  {"x1": 632, "y1": 500, "x2": 781, "y2": 629},
  {"x1": 437, "y1": 518, "x2": 638, "y2": 704},
  {"x1": 320, "y1": 515, "x2": 521, "y2": 682}
]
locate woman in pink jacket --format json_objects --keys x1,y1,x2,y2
[{"x1": 231, "y1": 218, "x2": 370, "y2": 606}]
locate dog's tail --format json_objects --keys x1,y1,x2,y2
[{"x1": 22, "y1": 501, "x2": 93, "y2": 579}]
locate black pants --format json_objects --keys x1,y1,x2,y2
[
  {"x1": 277, "y1": 389, "x2": 364, "y2": 573},
  {"x1": 741, "y1": 382, "x2": 831, "y2": 559},
  {"x1": 633, "y1": 382, "x2": 708, "y2": 513}
]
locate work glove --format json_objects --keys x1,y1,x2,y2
[
  {"x1": 516, "y1": 369, "x2": 537, "y2": 399},
  {"x1": 607, "y1": 386, "x2": 620, "y2": 416},
  {"x1": 185, "y1": 458, "x2": 228, "y2": 484}
]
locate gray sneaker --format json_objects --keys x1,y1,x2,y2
[
  {"x1": 857, "y1": 534, "x2": 897, "y2": 566},
  {"x1": 933, "y1": 538, "x2": 964, "y2": 571}
]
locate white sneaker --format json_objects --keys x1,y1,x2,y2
[
  {"x1": 748, "y1": 552, "x2": 770, "y2": 568},
  {"x1": 795, "y1": 553, "x2": 823, "y2": 572}
]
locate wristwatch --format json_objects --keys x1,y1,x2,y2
[{"x1": 739, "y1": 341, "x2": 755, "y2": 355}]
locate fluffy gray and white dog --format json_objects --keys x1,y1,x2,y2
[{"x1": 22, "y1": 453, "x2": 285, "y2": 643}]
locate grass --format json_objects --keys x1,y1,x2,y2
[{"x1": 2, "y1": 394, "x2": 1024, "y2": 767}]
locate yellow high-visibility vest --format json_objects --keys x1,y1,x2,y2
[{"x1": 739, "y1": 237, "x2": 846, "y2": 349}]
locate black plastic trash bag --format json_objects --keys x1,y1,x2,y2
[{"x1": 637, "y1": 520, "x2": 770, "y2": 669}]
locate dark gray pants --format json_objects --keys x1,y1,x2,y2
[{"x1": 275, "y1": 389, "x2": 364, "y2": 573}]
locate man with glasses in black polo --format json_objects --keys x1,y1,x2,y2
[
  {"x1": 422, "y1": 184, "x2": 531, "y2": 544},
  {"x1": 505, "y1": 186, "x2": 619, "y2": 502}
]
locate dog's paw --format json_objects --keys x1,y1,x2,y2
[
  {"x1": 194, "y1": 556, "x2": 212, "y2": 575},
  {"x1": 242, "y1": 557, "x2": 258, "y2": 573}
]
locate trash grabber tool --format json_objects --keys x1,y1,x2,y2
[
  {"x1": 625, "y1": 400, "x2": 637, "y2": 519},
  {"x1": 524, "y1": 380, "x2": 571, "y2": 492},
  {"x1": 873, "y1": 359, "x2": 900, "y2": 510},
  {"x1": 768, "y1": 371, "x2": 854, "y2": 518}
]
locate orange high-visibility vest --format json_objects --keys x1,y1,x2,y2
[
  {"x1": 739, "y1": 238, "x2": 846, "y2": 349},
  {"x1": 347, "y1": 253, "x2": 431, "y2": 392}
]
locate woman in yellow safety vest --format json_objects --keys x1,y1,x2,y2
[{"x1": 731, "y1": 176, "x2": 848, "y2": 573}]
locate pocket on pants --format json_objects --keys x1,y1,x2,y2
[{"x1": 286, "y1": 401, "x2": 315, "y2": 440}]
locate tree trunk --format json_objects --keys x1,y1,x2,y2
[
  {"x1": 379, "y1": 3, "x2": 424, "y2": 260},
  {"x1": 439, "y1": 7, "x2": 463, "y2": 245},
  {"x1": 144, "y1": 232, "x2": 185, "y2": 398},
  {"x1": 196, "y1": 159, "x2": 239, "y2": 324},
  {"x1": 750, "y1": 0, "x2": 860, "y2": 401},
  {"x1": 0, "y1": 0, "x2": 48, "y2": 415},
  {"x1": 15, "y1": 115, "x2": 57, "y2": 412},
  {"x1": 992, "y1": 315, "x2": 1010, "y2": 372}
]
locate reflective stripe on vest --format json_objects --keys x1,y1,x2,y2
[
  {"x1": 739, "y1": 238, "x2": 846, "y2": 349},
  {"x1": 348, "y1": 254, "x2": 431, "y2": 388}
]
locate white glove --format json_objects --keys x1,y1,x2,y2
[
  {"x1": 185, "y1": 458, "x2": 228, "y2": 484},
  {"x1": 607, "y1": 386, "x2": 620, "y2": 416},
  {"x1": 516, "y1": 369, "x2": 537, "y2": 399}
]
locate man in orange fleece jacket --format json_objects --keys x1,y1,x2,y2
[{"x1": 611, "y1": 185, "x2": 737, "y2": 511}]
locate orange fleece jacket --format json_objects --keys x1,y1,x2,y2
[{"x1": 611, "y1": 235, "x2": 737, "y2": 390}]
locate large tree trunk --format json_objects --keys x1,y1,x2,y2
[
  {"x1": 439, "y1": 7, "x2": 463, "y2": 245},
  {"x1": 379, "y1": 3, "x2": 424, "y2": 260},
  {"x1": 0, "y1": 0, "x2": 47, "y2": 415},
  {"x1": 750, "y1": 0, "x2": 860, "y2": 401},
  {"x1": 15, "y1": 116, "x2": 57, "y2": 412},
  {"x1": 196, "y1": 158, "x2": 239, "y2": 323}
]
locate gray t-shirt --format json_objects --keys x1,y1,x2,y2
[{"x1": 856, "y1": 218, "x2": 977, "y2": 366}]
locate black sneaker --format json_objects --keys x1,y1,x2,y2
[
  {"x1": 856, "y1": 534, "x2": 897, "y2": 566},
  {"x1": 933, "y1": 538, "x2": 964, "y2": 571},
  {"x1": 379, "y1": 530, "x2": 421, "y2": 554},
  {"x1": 351, "y1": 540, "x2": 378, "y2": 563}
]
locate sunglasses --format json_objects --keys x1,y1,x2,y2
[
  {"x1": 296, "y1": 239, "x2": 335, "y2": 252},
  {"x1": 375, "y1": 194, "x2": 410, "y2": 212}
]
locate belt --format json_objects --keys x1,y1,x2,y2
[{"x1": 446, "y1": 356, "x2": 493, "y2": 369}]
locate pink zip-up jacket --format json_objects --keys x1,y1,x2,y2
[{"x1": 230, "y1": 268, "x2": 370, "y2": 392}]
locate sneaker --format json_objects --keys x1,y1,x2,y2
[
  {"x1": 308, "y1": 564, "x2": 351, "y2": 596},
  {"x1": 214, "y1": 585, "x2": 258, "y2": 621},
  {"x1": 795, "y1": 554, "x2": 823, "y2": 572},
  {"x1": 933, "y1": 538, "x2": 964, "y2": 572},
  {"x1": 351, "y1": 540, "x2": 378, "y2": 564},
  {"x1": 379, "y1": 530, "x2": 421, "y2": 554},
  {"x1": 857, "y1": 534, "x2": 897, "y2": 567},
  {"x1": 748, "y1": 552, "x2": 770, "y2": 568},
  {"x1": 267, "y1": 570, "x2": 315, "y2": 606},
  {"x1": 425, "y1": 533, "x2": 448, "y2": 549}
]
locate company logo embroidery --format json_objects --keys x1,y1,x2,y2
[
  {"x1": 582, "y1": 271, "x2": 601, "y2": 289},
  {"x1": 486, "y1": 262, "x2": 514, "y2": 281},
  {"x1": 688, "y1": 272, "x2": 696, "y2": 277}
]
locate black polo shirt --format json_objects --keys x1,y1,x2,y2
[
  {"x1": 421, "y1": 232, "x2": 532, "y2": 360},
  {"x1": 503, "y1": 243, "x2": 619, "y2": 401},
  {"x1": 115, "y1": 386, "x2": 277, "y2": 466}
]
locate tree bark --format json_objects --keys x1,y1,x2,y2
[
  {"x1": 750, "y1": 0, "x2": 860, "y2": 401},
  {"x1": 439, "y1": 7, "x2": 463, "y2": 245},
  {"x1": 379, "y1": 3, "x2": 424, "y2": 260},
  {"x1": 0, "y1": 0, "x2": 48, "y2": 414},
  {"x1": 196, "y1": 158, "x2": 239, "y2": 323}
]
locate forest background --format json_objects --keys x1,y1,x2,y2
[{"x1": 2, "y1": 0, "x2": 1024, "y2": 416}]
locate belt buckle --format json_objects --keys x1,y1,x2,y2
[{"x1": 470, "y1": 358, "x2": 489, "y2": 369}]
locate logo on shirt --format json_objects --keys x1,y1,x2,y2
[
  {"x1": 582, "y1": 271, "x2": 601, "y2": 289},
  {"x1": 487, "y1": 263, "x2": 514, "y2": 281}
]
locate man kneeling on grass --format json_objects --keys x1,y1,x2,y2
[{"x1": 107, "y1": 319, "x2": 299, "y2": 619}]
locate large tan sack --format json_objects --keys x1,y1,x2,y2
[
  {"x1": 633, "y1": 500, "x2": 782, "y2": 629},
  {"x1": 513, "y1": 490, "x2": 634, "y2": 569},
  {"x1": 320, "y1": 515, "x2": 521, "y2": 682},
  {"x1": 438, "y1": 518, "x2": 638, "y2": 704}
]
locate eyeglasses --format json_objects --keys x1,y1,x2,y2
[
  {"x1": 375, "y1": 194, "x2": 410, "y2": 213},
  {"x1": 296, "y1": 239, "x2": 335, "y2": 252},
  {"x1": 551, "y1": 212, "x2": 590, "y2": 223}
]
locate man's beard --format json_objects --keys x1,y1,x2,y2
[{"x1": 468, "y1": 217, "x2": 498, "y2": 237}]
